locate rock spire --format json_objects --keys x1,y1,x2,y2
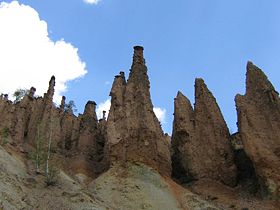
[
  {"x1": 235, "y1": 62, "x2": 280, "y2": 199},
  {"x1": 106, "y1": 46, "x2": 171, "y2": 176},
  {"x1": 172, "y1": 79, "x2": 237, "y2": 186}
]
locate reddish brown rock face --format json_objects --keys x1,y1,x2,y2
[
  {"x1": 0, "y1": 77, "x2": 58, "y2": 147},
  {"x1": 235, "y1": 62, "x2": 280, "y2": 199},
  {"x1": 69, "y1": 101, "x2": 107, "y2": 177},
  {"x1": 0, "y1": 97, "x2": 13, "y2": 143},
  {"x1": 78, "y1": 101, "x2": 98, "y2": 152},
  {"x1": 172, "y1": 79, "x2": 237, "y2": 186},
  {"x1": 106, "y1": 46, "x2": 171, "y2": 176},
  {"x1": 0, "y1": 76, "x2": 107, "y2": 178}
]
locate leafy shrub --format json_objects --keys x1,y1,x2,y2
[{"x1": 45, "y1": 166, "x2": 59, "y2": 186}]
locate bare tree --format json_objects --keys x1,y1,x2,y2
[
  {"x1": 45, "y1": 109, "x2": 53, "y2": 181},
  {"x1": 30, "y1": 123, "x2": 45, "y2": 174},
  {"x1": 45, "y1": 109, "x2": 58, "y2": 186}
]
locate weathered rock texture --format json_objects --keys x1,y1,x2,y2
[
  {"x1": 235, "y1": 62, "x2": 280, "y2": 199},
  {"x1": 106, "y1": 46, "x2": 171, "y2": 176},
  {"x1": 70, "y1": 101, "x2": 107, "y2": 177},
  {"x1": 0, "y1": 77, "x2": 107, "y2": 178},
  {"x1": 1, "y1": 47, "x2": 280, "y2": 208},
  {"x1": 172, "y1": 79, "x2": 237, "y2": 186}
]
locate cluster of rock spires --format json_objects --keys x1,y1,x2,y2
[
  {"x1": 0, "y1": 76, "x2": 107, "y2": 177},
  {"x1": 107, "y1": 46, "x2": 171, "y2": 176},
  {"x1": 0, "y1": 46, "x2": 279, "y2": 201},
  {"x1": 172, "y1": 61, "x2": 280, "y2": 200},
  {"x1": 172, "y1": 79, "x2": 237, "y2": 187}
]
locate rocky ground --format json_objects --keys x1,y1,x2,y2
[
  {"x1": 0, "y1": 143, "x2": 217, "y2": 210},
  {"x1": 0, "y1": 144, "x2": 279, "y2": 210}
]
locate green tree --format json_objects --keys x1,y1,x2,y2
[
  {"x1": 65, "y1": 100, "x2": 77, "y2": 113},
  {"x1": 13, "y1": 88, "x2": 28, "y2": 103}
]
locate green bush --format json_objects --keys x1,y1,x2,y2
[{"x1": 45, "y1": 166, "x2": 59, "y2": 186}]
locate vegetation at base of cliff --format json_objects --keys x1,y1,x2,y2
[
  {"x1": 45, "y1": 166, "x2": 59, "y2": 186},
  {"x1": 29, "y1": 114, "x2": 58, "y2": 187},
  {"x1": 29, "y1": 123, "x2": 46, "y2": 174}
]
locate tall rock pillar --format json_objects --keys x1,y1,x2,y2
[
  {"x1": 235, "y1": 62, "x2": 280, "y2": 199},
  {"x1": 106, "y1": 46, "x2": 171, "y2": 176}
]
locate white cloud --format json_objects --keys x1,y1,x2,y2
[
  {"x1": 153, "y1": 107, "x2": 167, "y2": 124},
  {"x1": 96, "y1": 99, "x2": 166, "y2": 124},
  {"x1": 0, "y1": 1, "x2": 87, "y2": 103},
  {"x1": 96, "y1": 99, "x2": 111, "y2": 119},
  {"x1": 83, "y1": 0, "x2": 100, "y2": 5}
]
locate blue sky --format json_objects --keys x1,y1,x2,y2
[{"x1": 1, "y1": 0, "x2": 280, "y2": 134}]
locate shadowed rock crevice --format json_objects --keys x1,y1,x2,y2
[{"x1": 231, "y1": 132, "x2": 259, "y2": 194}]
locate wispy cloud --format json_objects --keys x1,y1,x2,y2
[
  {"x1": 83, "y1": 0, "x2": 100, "y2": 5},
  {"x1": 0, "y1": 1, "x2": 87, "y2": 103},
  {"x1": 153, "y1": 107, "x2": 167, "y2": 124}
]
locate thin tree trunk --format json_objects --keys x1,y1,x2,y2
[
  {"x1": 46, "y1": 111, "x2": 53, "y2": 178},
  {"x1": 36, "y1": 126, "x2": 40, "y2": 174}
]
